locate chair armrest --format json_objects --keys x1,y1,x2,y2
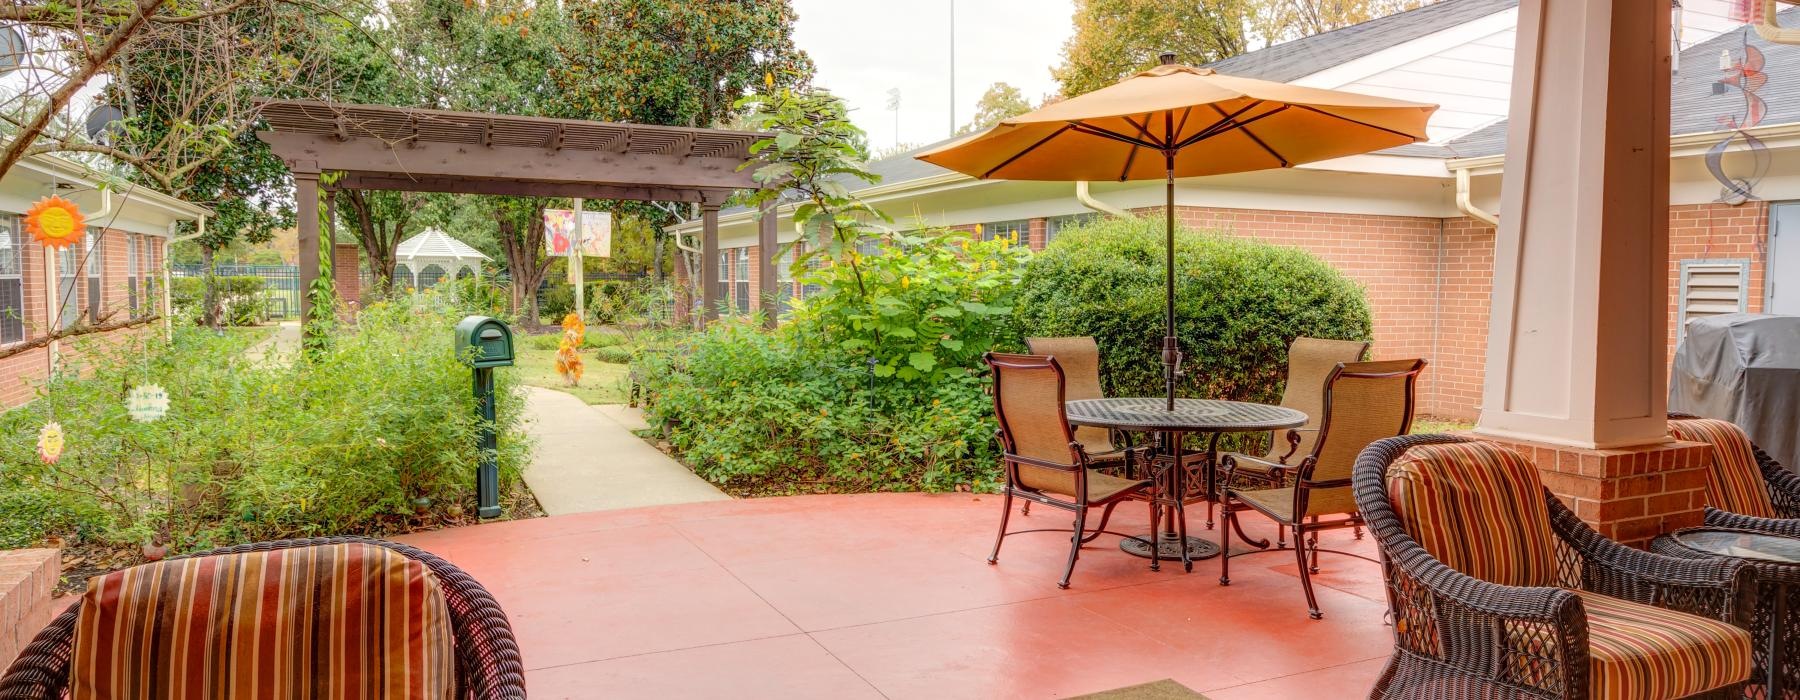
[
  {"x1": 0, "y1": 604, "x2": 79, "y2": 698},
  {"x1": 1752, "y1": 443, "x2": 1800, "y2": 519},
  {"x1": 1224, "y1": 452, "x2": 1291, "y2": 481},
  {"x1": 1279, "y1": 428, "x2": 1317, "y2": 463},
  {"x1": 1548, "y1": 498, "x2": 1753, "y2": 623},
  {"x1": 1704, "y1": 506, "x2": 1800, "y2": 538}
]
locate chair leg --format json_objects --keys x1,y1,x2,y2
[
  {"x1": 1354, "y1": 523, "x2": 1364, "y2": 540},
  {"x1": 1307, "y1": 522, "x2": 1321, "y2": 574},
  {"x1": 1219, "y1": 503, "x2": 1234, "y2": 586},
  {"x1": 1080, "y1": 501, "x2": 1120, "y2": 544},
  {"x1": 988, "y1": 490, "x2": 1013, "y2": 565},
  {"x1": 1021, "y1": 500, "x2": 1031, "y2": 517},
  {"x1": 1059, "y1": 508, "x2": 1087, "y2": 589},
  {"x1": 1147, "y1": 499, "x2": 1161, "y2": 572},
  {"x1": 1295, "y1": 524, "x2": 1322, "y2": 619},
  {"x1": 1174, "y1": 498, "x2": 1193, "y2": 573}
]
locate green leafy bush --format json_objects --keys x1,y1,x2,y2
[
  {"x1": 171, "y1": 275, "x2": 268, "y2": 326},
  {"x1": 0, "y1": 291, "x2": 530, "y2": 552},
  {"x1": 634, "y1": 229, "x2": 1025, "y2": 495},
  {"x1": 1012, "y1": 216, "x2": 1372, "y2": 404}
]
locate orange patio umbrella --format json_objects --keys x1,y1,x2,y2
[{"x1": 917, "y1": 53, "x2": 1437, "y2": 409}]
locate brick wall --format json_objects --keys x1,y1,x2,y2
[
  {"x1": 334, "y1": 244, "x2": 362, "y2": 306},
  {"x1": 1667, "y1": 201, "x2": 1769, "y2": 351},
  {"x1": 0, "y1": 548, "x2": 59, "y2": 668}
]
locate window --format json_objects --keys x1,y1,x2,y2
[
  {"x1": 735, "y1": 248, "x2": 750, "y2": 314},
  {"x1": 775, "y1": 246, "x2": 796, "y2": 312},
  {"x1": 57, "y1": 244, "x2": 79, "y2": 329},
  {"x1": 418, "y1": 264, "x2": 446, "y2": 288},
  {"x1": 140, "y1": 237, "x2": 156, "y2": 312},
  {"x1": 85, "y1": 232, "x2": 102, "y2": 322},
  {"x1": 800, "y1": 245, "x2": 823, "y2": 299},
  {"x1": 715, "y1": 252, "x2": 729, "y2": 314},
  {"x1": 1677, "y1": 259, "x2": 1751, "y2": 339},
  {"x1": 980, "y1": 219, "x2": 1029, "y2": 243},
  {"x1": 394, "y1": 263, "x2": 414, "y2": 290},
  {"x1": 127, "y1": 235, "x2": 139, "y2": 315},
  {"x1": 1046, "y1": 213, "x2": 1101, "y2": 245},
  {"x1": 0, "y1": 215, "x2": 22, "y2": 344}
]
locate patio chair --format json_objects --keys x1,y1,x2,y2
[
  {"x1": 0, "y1": 537, "x2": 525, "y2": 700},
  {"x1": 1212, "y1": 336, "x2": 1370, "y2": 541},
  {"x1": 1218, "y1": 358, "x2": 1424, "y2": 619},
  {"x1": 1353, "y1": 435, "x2": 1756, "y2": 700},
  {"x1": 1667, "y1": 413, "x2": 1800, "y2": 533},
  {"x1": 1020, "y1": 337, "x2": 1139, "y2": 516},
  {"x1": 984, "y1": 352, "x2": 1154, "y2": 589}
]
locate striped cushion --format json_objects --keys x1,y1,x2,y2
[
  {"x1": 1579, "y1": 591, "x2": 1752, "y2": 698},
  {"x1": 71, "y1": 543, "x2": 454, "y2": 699},
  {"x1": 1387, "y1": 442, "x2": 1559, "y2": 588},
  {"x1": 1669, "y1": 418, "x2": 1776, "y2": 519}
]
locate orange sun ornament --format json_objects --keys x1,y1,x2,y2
[{"x1": 24, "y1": 196, "x2": 85, "y2": 249}]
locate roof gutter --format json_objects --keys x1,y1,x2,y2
[{"x1": 1076, "y1": 181, "x2": 1131, "y2": 217}]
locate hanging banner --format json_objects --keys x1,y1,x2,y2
[
  {"x1": 543, "y1": 209, "x2": 613, "y2": 258},
  {"x1": 579, "y1": 211, "x2": 612, "y2": 258},
  {"x1": 544, "y1": 209, "x2": 577, "y2": 257}
]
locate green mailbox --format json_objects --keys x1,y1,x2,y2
[
  {"x1": 454, "y1": 316, "x2": 513, "y2": 518},
  {"x1": 455, "y1": 316, "x2": 515, "y2": 368}
]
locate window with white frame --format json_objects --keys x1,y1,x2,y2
[
  {"x1": 1046, "y1": 213, "x2": 1101, "y2": 245},
  {"x1": 0, "y1": 215, "x2": 22, "y2": 344},
  {"x1": 981, "y1": 219, "x2": 1029, "y2": 243},
  {"x1": 127, "y1": 235, "x2": 140, "y2": 315},
  {"x1": 57, "y1": 243, "x2": 79, "y2": 329},
  {"x1": 735, "y1": 248, "x2": 750, "y2": 314},
  {"x1": 716, "y1": 252, "x2": 729, "y2": 314},
  {"x1": 141, "y1": 238, "x2": 156, "y2": 312},
  {"x1": 85, "y1": 232, "x2": 102, "y2": 322}
]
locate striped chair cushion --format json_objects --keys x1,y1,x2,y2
[
  {"x1": 1578, "y1": 590, "x2": 1752, "y2": 698},
  {"x1": 71, "y1": 543, "x2": 454, "y2": 699},
  {"x1": 1669, "y1": 418, "x2": 1776, "y2": 519},
  {"x1": 1386, "y1": 442, "x2": 1559, "y2": 588}
]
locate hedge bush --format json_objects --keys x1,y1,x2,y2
[
  {"x1": 1012, "y1": 215, "x2": 1372, "y2": 405},
  {"x1": 171, "y1": 275, "x2": 268, "y2": 325},
  {"x1": 0, "y1": 292, "x2": 530, "y2": 552}
]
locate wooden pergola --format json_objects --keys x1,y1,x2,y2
[{"x1": 256, "y1": 100, "x2": 777, "y2": 324}]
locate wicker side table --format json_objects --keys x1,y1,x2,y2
[{"x1": 1652, "y1": 527, "x2": 1800, "y2": 700}]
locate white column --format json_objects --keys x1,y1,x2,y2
[{"x1": 1476, "y1": 0, "x2": 1673, "y2": 448}]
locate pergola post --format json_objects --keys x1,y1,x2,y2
[
  {"x1": 700, "y1": 204, "x2": 720, "y2": 325},
  {"x1": 758, "y1": 199, "x2": 778, "y2": 329},
  {"x1": 1475, "y1": 0, "x2": 1705, "y2": 546},
  {"x1": 295, "y1": 170, "x2": 321, "y2": 325}
]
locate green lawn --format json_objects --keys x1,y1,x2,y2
[{"x1": 509, "y1": 340, "x2": 632, "y2": 404}]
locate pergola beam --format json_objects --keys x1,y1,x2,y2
[
  {"x1": 258, "y1": 132, "x2": 760, "y2": 192},
  {"x1": 330, "y1": 173, "x2": 735, "y2": 205}
]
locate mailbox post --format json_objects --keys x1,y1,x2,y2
[{"x1": 454, "y1": 316, "x2": 514, "y2": 518}]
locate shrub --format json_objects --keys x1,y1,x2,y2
[
  {"x1": 0, "y1": 291, "x2": 530, "y2": 552},
  {"x1": 1011, "y1": 215, "x2": 1372, "y2": 404},
  {"x1": 634, "y1": 229, "x2": 1026, "y2": 495},
  {"x1": 170, "y1": 275, "x2": 268, "y2": 325}
]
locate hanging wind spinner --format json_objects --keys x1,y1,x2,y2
[{"x1": 23, "y1": 196, "x2": 85, "y2": 249}]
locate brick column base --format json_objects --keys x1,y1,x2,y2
[
  {"x1": 0, "y1": 548, "x2": 60, "y2": 667},
  {"x1": 1474, "y1": 436, "x2": 1714, "y2": 548}
]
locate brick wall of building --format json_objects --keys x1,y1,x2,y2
[
  {"x1": 1667, "y1": 201, "x2": 1770, "y2": 351},
  {"x1": 334, "y1": 244, "x2": 362, "y2": 306}
]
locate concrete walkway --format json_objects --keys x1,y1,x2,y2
[
  {"x1": 521, "y1": 386, "x2": 729, "y2": 515},
  {"x1": 243, "y1": 321, "x2": 300, "y2": 365}
]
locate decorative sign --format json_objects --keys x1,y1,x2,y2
[
  {"x1": 543, "y1": 209, "x2": 613, "y2": 258},
  {"x1": 554, "y1": 313, "x2": 585, "y2": 386},
  {"x1": 127, "y1": 384, "x2": 170, "y2": 423},
  {"x1": 37, "y1": 422, "x2": 64, "y2": 464},
  {"x1": 24, "y1": 196, "x2": 85, "y2": 249}
]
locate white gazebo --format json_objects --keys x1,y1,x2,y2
[{"x1": 393, "y1": 228, "x2": 489, "y2": 289}]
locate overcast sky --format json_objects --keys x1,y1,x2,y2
[{"x1": 790, "y1": 0, "x2": 1075, "y2": 152}]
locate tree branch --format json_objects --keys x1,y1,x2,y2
[{"x1": 0, "y1": 314, "x2": 163, "y2": 362}]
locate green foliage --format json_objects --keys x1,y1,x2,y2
[
  {"x1": 792, "y1": 230, "x2": 1029, "y2": 382},
  {"x1": 170, "y1": 276, "x2": 267, "y2": 326},
  {"x1": 0, "y1": 293, "x2": 529, "y2": 551},
  {"x1": 957, "y1": 82, "x2": 1033, "y2": 135},
  {"x1": 439, "y1": 275, "x2": 512, "y2": 321},
  {"x1": 737, "y1": 88, "x2": 884, "y2": 271},
  {"x1": 1011, "y1": 215, "x2": 1372, "y2": 403}
]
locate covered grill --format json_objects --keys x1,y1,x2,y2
[{"x1": 1670, "y1": 313, "x2": 1800, "y2": 471}]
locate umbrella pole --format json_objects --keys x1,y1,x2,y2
[{"x1": 1162, "y1": 156, "x2": 1179, "y2": 411}]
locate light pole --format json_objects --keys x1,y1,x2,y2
[
  {"x1": 948, "y1": 0, "x2": 956, "y2": 137},
  {"x1": 886, "y1": 88, "x2": 901, "y2": 148}
]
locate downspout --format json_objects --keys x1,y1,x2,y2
[
  {"x1": 1076, "y1": 180, "x2": 1131, "y2": 217},
  {"x1": 46, "y1": 184, "x2": 112, "y2": 373},
  {"x1": 165, "y1": 215, "x2": 206, "y2": 336},
  {"x1": 1455, "y1": 168, "x2": 1499, "y2": 226}
]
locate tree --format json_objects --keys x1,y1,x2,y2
[
  {"x1": 956, "y1": 82, "x2": 1031, "y2": 135},
  {"x1": 1053, "y1": 0, "x2": 1254, "y2": 97},
  {"x1": 1259, "y1": 1, "x2": 1440, "y2": 43},
  {"x1": 335, "y1": 189, "x2": 422, "y2": 294}
]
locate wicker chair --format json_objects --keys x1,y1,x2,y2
[
  {"x1": 0, "y1": 536, "x2": 525, "y2": 700},
  {"x1": 1667, "y1": 413, "x2": 1800, "y2": 534},
  {"x1": 1218, "y1": 358, "x2": 1423, "y2": 619},
  {"x1": 1212, "y1": 337, "x2": 1370, "y2": 542},
  {"x1": 1353, "y1": 435, "x2": 1756, "y2": 700},
  {"x1": 985, "y1": 352, "x2": 1154, "y2": 589}
]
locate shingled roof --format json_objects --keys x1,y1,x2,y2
[
  {"x1": 1444, "y1": 7, "x2": 1800, "y2": 159},
  {"x1": 1202, "y1": 0, "x2": 1520, "y2": 83}
]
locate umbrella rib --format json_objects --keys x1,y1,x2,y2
[
  {"x1": 1290, "y1": 104, "x2": 1421, "y2": 141},
  {"x1": 981, "y1": 123, "x2": 1077, "y2": 179},
  {"x1": 1174, "y1": 101, "x2": 1273, "y2": 150},
  {"x1": 1172, "y1": 106, "x2": 1195, "y2": 146},
  {"x1": 1206, "y1": 103, "x2": 1289, "y2": 167},
  {"x1": 1068, "y1": 122, "x2": 1163, "y2": 150},
  {"x1": 1119, "y1": 117, "x2": 1155, "y2": 181}
]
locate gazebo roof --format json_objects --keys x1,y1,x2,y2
[{"x1": 396, "y1": 229, "x2": 490, "y2": 262}]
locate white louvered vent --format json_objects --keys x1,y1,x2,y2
[{"x1": 1679, "y1": 259, "x2": 1751, "y2": 338}]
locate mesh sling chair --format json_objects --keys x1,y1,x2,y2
[
  {"x1": 985, "y1": 352, "x2": 1155, "y2": 589},
  {"x1": 1218, "y1": 358, "x2": 1423, "y2": 619},
  {"x1": 1212, "y1": 337, "x2": 1370, "y2": 542},
  {"x1": 1353, "y1": 435, "x2": 1756, "y2": 700},
  {"x1": 0, "y1": 537, "x2": 526, "y2": 700},
  {"x1": 1022, "y1": 336, "x2": 1139, "y2": 477}
]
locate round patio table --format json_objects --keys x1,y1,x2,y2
[
  {"x1": 1066, "y1": 398, "x2": 1307, "y2": 569},
  {"x1": 1653, "y1": 527, "x2": 1800, "y2": 699}
]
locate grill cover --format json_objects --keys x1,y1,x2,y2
[{"x1": 1670, "y1": 313, "x2": 1800, "y2": 472}]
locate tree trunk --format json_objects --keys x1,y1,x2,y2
[{"x1": 496, "y1": 204, "x2": 552, "y2": 327}]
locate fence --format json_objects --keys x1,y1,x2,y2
[{"x1": 169, "y1": 264, "x2": 303, "y2": 319}]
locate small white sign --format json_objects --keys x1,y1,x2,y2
[{"x1": 127, "y1": 384, "x2": 170, "y2": 423}]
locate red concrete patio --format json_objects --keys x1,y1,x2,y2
[{"x1": 395, "y1": 492, "x2": 1394, "y2": 699}]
